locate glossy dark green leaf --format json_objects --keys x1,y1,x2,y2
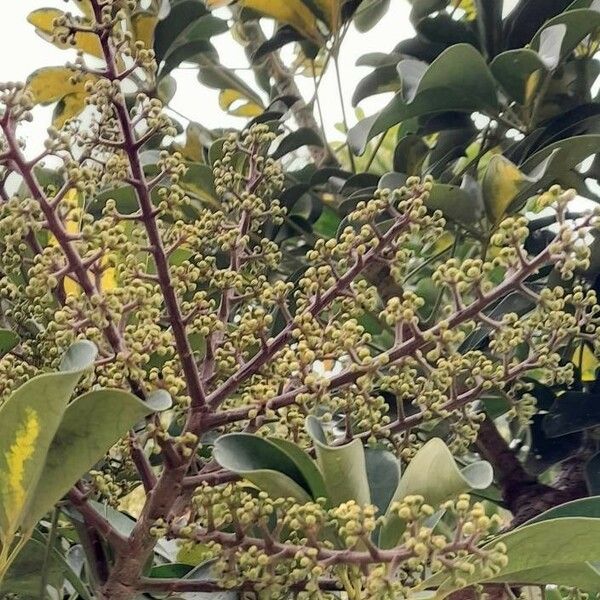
[
  {"x1": 348, "y1": 44, "x2": 499, "y2": 154},
  {"x1": 272, "y1": 127, "x2": 323, "y2": 159},
  {"x1": 586, "y1": 454, "x2": 600, "y2": 495},
  {"x1": 530, "y1": 9, "x2": 600, "y2": 63},
  {"x1": 267, "y1": 437, "x2": 328, "y2": 501},
  {"x1": 491, "y1": 49, "x2": 547, "y2": 105},
  {"x1": 352, "y1": 64, "x2": 400, "y2": 106},
  {"x1": 543, "y1": 391, "x2": 600, "y2": 438}
]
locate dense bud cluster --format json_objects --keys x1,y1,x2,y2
[
  {"x1": 0, "y1": 2, "x2": 599, "y2": 596},
  {"x1": 168, "y1": 487, "x2": 507, "y2": 598}
]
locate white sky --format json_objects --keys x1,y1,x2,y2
[{"x1": 0, "y1": 0, "x2": 419, "y2": 144}]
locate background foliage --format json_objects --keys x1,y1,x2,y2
[{"x1": 1, "y1": 0, "x2": 600, "y2": 598}]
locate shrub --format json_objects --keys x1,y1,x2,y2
[{"x1": 1, "y1": 1, "x2": 600, "y2": 598}]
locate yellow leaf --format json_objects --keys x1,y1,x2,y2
[
  {"x1": 53, "y1": 93, "x2": 88, "y2": 128},
  {"x1": 524, "y1": 70, "x2": 542, "y2": 106},
  {"x1": 50, "y1": 190, "x2": 117, "y2": 295},
  {"x1": 451, "y1": 0, "x2": 477, "y2": 20},
  {"x1": 73, "y1": 0, "x2": 94, "y2": 19},
  {"x1": 313, "y1": 0, "x2": 342, "y2": 31},
  {"x1": 27, "y1": 67, "x2": 97, "y2": 127},
  {"x1": 218, "y1": 89, "x2": 263, "y2": 117},
  {"x1": 27, "y1": 8, "x2": 103, "y2": 58},
  {"x1": 207, "y1": 0, "x2": 322, "y2": 41},
  {"x1": 27, "y1": 67, "x2": 88, "y2": 105},
  {"x1": 482, "y1": 155, "x2": 529, "y2": 225},
  {"x1": 130, "y1": 12, "x2": 158, "y2": 49},
  {"x1": 118, "y1": 485, "x2": 147, "y2": 519},
  {"x1": 3, "y1": 408, "x2": 40, "y2": 528},
  {"x1": 572, "y1": 344, "x2": 600, "y2": 382}
]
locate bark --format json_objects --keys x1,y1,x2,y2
[{"x1": 236, "y1": 16, "x2": 338, "y2": 167}]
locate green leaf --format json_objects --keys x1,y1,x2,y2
[
  {"x1": 0, "y1": 539, "x2": 64, "y2": 598},
  {"x1": 434, "y1": 518, "x2": 600, "y2": 596},
  {"x1": 364, "y1": 447, "x2": 400, "y2": 514},
  {"x1": 352, "y1": 64, "x2": 401, "y2": 106},
  {"x1": 0, "y1": 330, "x2": 19, "y2": 358},
  {"x1": 542, "y1": 391, "x2": 600, "y2": 438},
  {"x1": 379, "y1": 438, "x2": 493, "y2": 549},
  {"x1": 23, "y1": 389, "x2": 170, "y2": 531},
  {"x1": 0, "y1": 341, "x2": 97, "y2": 545},
  {"x1": 212, "y1": 434, "x2": 313, "y2": 502},
  {"x1": 267, "y1": 437, "x2": 328, "y2": 501},
  {"x1": 525, "y1": 496, "x2": 600, "y2": 523},
  {"x1": 272, "y1": 128, "x2": 324, "y2": 159},
  {"x1": 354, "y1": 0, "x2": 391, "y2": 32},
  {"x1": 154, "y1": 1, "x2": 222, "y2": 64},
  {"x1": 305, "y1": 416, "x2": 371, "y2": 507},
  {"x1": 348, "y1": 44, "x2": 499, "y2": 154},
  {"x1": 491, "y1": 49, "x2": 547, "y2": 105},
  {"x1": 530, "y1": 9, "x2": 600, "y2": 64},
  {"x1": 586, "y1": 454, "x2": 600, "y2": 495},
  {"x1": 521, "y1": 134, "x2": 600, "y2": 189}
]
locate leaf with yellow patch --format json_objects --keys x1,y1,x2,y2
[
  {"x1": 27, "y1": 67, "x2": 96, "y2": 127},
  {"x1": 27, "y1": 8, "x2": 102, "y2": 58},
  {"x1": 218, "y1": 89, "x2": 264, "y2": 117},
  {"x1": 49, "y1": 190, "x2": 117, "y2": 294},
  {"x1": 482, "y1": 155, "x2": 532, "y2": 225},
  {"x1": 572, "y1": 343, "x2": 600, "y2": 382},
  {"x1": 130, "y1": 11, "x2": 158, "y2": 49},
  {"x1": 0, "y1": 341, "x2": 97, "y2": 553}
]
